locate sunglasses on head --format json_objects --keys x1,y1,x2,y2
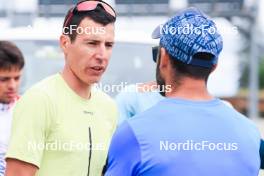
[{"x1": 64, "y1": 0, "x2": 116, "y2": 27}]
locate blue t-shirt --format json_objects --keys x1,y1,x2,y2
[
  {"x1": 106, "y1": 98, "x2": 261, "y2": 176},
  {"x1": 115, "y1": 85, "x2": 163, "y2": 124}
]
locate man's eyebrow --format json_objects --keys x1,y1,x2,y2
[
  {"x1": 83, "y1": 39, "x2": 114, "y2": 44},
  {"x1": 0, "y1": 75, "x2": 20, "y2": 78},
  {"x1": 83, "y1": 39, "x2": 100, "y2": 42},
  {"x1": 106, "y1": 41, "x2": 114, "y2": 44}
]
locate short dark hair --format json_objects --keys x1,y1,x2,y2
[
  {"x1": 169, "y1": 52, "x2": 214, "y2": 83},
  {"x1": 0, "y1": 41, "x2": 25, "y2": 71},
  {"x1": 63, "y1": 3, "x2": 116, "y2": 42}
]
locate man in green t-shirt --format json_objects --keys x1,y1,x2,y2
[{"x1": 5, "y1": 1, "x2": 117, "y2": 176}]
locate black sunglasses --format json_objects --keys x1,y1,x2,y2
[{"x1": 152, "y1": 46, "x2": 160, "y2": 63}]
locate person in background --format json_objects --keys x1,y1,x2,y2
[
  {"x1": 115, "y1": 81, "x2": 164, "y2": 124},
  {"x1": 0, "y1": 41, "x2": 24, "y2": 176}
]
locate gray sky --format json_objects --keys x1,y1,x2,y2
[{"x1": 258, "y1": 0, "x2": 264, "y2": 37}]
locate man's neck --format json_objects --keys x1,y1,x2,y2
[
  {"x1": 0, "y1": 99, "x2": 14, "y2": 105},
  {"x1": 165, "y1": 78, "x2": 213, "y2": 101},
  {"x1": 61, "y1": 67, "x2": 91, "y2": 100}
]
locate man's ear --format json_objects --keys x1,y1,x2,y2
[
  {"x1": 159, "y1": 47, "x2": 170, "y2": 70},
  {"x1": 60, "y1": 35, "x2": 71, "y2": 54},
  {"x1": 211, "y1": 65, "x2": 217, "y2": 73}
]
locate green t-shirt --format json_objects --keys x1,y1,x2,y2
[{"x1": 6, "y1": 74, "x2": 118, "y2": 176}]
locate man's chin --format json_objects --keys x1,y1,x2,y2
[
  {"x1": 84, "y1": 77, "x2": 102, "y2": 85},
  {"x1": 0, "y1": 98, "x2": 14, "y2": 104}
]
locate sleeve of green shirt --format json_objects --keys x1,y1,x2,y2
[{"x1": 5, "y1": 89, "x2": 52, "y2": 168}]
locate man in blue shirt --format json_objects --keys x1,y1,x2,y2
[{"x1": 105, "y1": 7, "x2": 261, "y2": 176}]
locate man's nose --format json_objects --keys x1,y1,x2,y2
[
  {"x1": 95, "y1": 44, "x2": 107, "y2": 60},
  {"x1": 7, "y1": 79, "x2": 17, "y2": 90}
]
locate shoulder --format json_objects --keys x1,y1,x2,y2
[
  {"x1": 235, "y1": 112, "x2": 260, "y2": 136},
  {"x1": 29, "y1": 74, "x2": 61, "y2": 94},
  {"x1": 115, "y1": 84, "x2": 140, "y2": 110},
  {"x1": 217, "y1": 101, "x2": 261, "y2": 139},
  {"x1": 17, "y1": 74, "x2": 60, "y2": 108}
]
